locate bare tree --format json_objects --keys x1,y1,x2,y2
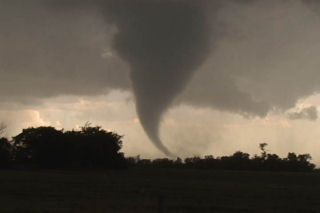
[{"x1": 259, "y1": 143, "x2": 268, "y2": 159}]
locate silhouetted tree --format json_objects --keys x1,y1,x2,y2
[
  {"x1": 126, "y1": 156, "x2": 140, "y2": 167},
  {"x1": 284, "y1": 152, "x2": 315, "y2": 172},
  {"x1": 264, "y1": 154, "x2": 282, "y2": 171},
  {"x1": 136, "y1": 159, "x2": 152, "y2": 167},
  {"x1": 151, "y1": 158, "x2": 174, "y2": 168},
  {"x1": 297, "y1": 154, "x2": 315, "y2": 171},
  {"x1": 259, "y1": 143, "x2": 268, "y2": 160},
  {"x1": 12, "y1": 125, "x2": 126, "y2": 169},
  {"x1": 185, "y1": 156, "x2": 202, "y2": 168},
  {"x1": 65, "y1": 125, "x2": 126, "y2": 169},
  {"x1": 0, "y1": 137, "x2": 12, "y2": 168},
  {"x1": 13, "y1": 127, "x2": 67, "y2": 168},
  {"x1": 173, "y1": 157, "x2": 183, "y2": 168}
]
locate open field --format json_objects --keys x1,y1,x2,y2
[{"x1": 0, "y1": 169, "x2": 320, "y2": 212}]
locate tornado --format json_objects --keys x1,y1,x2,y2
[{"x1": 103, "y1": 0, "x2": 210, "y2": 155}]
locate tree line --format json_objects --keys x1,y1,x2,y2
[
  {"x1": 127, "y1": 148, "x2": 315, "y2": 172},
  {"x1": 0, "y1": 125, "x2": 126, "y2": 169},
  {"x1": 0, "y1": 125, "x2": 317, "y2": 172}
]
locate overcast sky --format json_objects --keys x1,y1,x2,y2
[{"x1": 2, "y1": 0, "x2": 320, "y2": 164}]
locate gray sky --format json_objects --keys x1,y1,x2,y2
[{"x1": 2, "y1": 0, "x2": 320, "y2": 164}]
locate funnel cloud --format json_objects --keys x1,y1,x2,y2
[{"x1": 102, "y1": 0, "x2": 210, "y2": 155}]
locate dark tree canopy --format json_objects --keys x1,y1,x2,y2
[
  {"x1": 13, "y1": 125, "x2": 125, "y2": 169},
  {"x1": 13, "y1": 127, "x2": 65, "y2": 167}
]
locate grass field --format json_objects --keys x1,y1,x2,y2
[{"x1": 0, "y1": 169, "x2": 320, "y2": 212}]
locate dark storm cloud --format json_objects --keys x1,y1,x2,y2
[
  {"x1": 0, "y1": 0, "x2": 130, "y2": 103},
  {"x1": 3, "y1": 0, "x2": 320, "y2": 155},
  {"x1": 288, "y1": 106, "x2": 318, "y2": 121},
  {"x1": 178, "y1": 0, "x2": 320, "y2": 115}
]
